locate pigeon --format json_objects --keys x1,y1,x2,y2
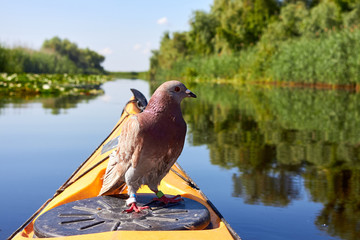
[{"x1": 99, "y1": 80, "x2": 196, "y2": 213}]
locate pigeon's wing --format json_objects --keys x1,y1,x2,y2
[{"x1": 99, "y1": 115, "x2": 143, "y2": 195}]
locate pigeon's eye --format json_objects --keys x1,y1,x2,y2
[{"x1": 174, "y1": 86, "x2": 180, "y2": 92}]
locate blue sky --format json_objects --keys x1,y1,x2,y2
[{"x1": 0, "y1": 0, "x2": 213, "y2": 72}]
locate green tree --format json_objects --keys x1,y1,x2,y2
[
  {"x1": 0, "y1": 44, "x2": 8, "y2": 72},
  {"x1": 301, "y1": 0, "x2": 342, "y2": 37},
  {"x1": 42, "y1": 36, "x2": 105, "y2": 74},
  {"x1": 188, "y1": 10, "x2": 219, "y2": 55},
  {"x1": 342, "y1": 3, "x2": 360, "y2": 26},
  {"x1": 261, "y1": 2, "x2": 309, "y2": 43},
  {"x1": 212, "y1": 0, "x2": 279, "y2": 52},
  {"x1": 282, "y1": 0, "x2": 320, "y2": 7},
  {"x1": 149, "y1": 50, "x2": 160, "y2": 78},
  {"x1": 332, "y1": 0, "x2": 360, "y2": 11},
  {"x1": 156, "y1": 31, "x2": 190, "y2": 70}
]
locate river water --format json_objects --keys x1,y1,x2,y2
[{"x1": 1, "y1": 78, "x2": 359, "y2": 240}]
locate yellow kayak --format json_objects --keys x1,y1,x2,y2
[{"x1": 9, "y1": 89, "x2": 240, "y2": 240}]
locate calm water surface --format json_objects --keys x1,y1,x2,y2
[{"x1": 1, "y1": 79, "x2": 359, "y2": 240}]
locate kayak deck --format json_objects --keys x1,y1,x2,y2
[{"x1": 11, "y1": 94, "x2": 239, "y2": 240}]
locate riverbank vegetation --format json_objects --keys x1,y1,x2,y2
[
  {"x1": 0, "y1": 37, "x2": 113, "y2": 97},
  {"x1": 150, "y1": 0, "x2": 360, "y2": 85},
  {"x1": 0, "y1": 36, "x2": 105, "y2": 74},
  {"x1": 0, "y1": 73, "x2": 111, "y2": 97},
  {"x1": 109, "y1": 71, "x2": 149, "y2": 80}
]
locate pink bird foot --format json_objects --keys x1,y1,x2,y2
[
  {"x1": 153, "y1": 191, "x2": 183, "y2": 204},
  {"x1": 123, "y1": 202, "x2": 149, "y2": 213}
]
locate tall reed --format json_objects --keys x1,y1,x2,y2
[
  {"x1": 153, "y1": 25, "x2": 360, "y2": 85},
  {"x1": 268, "y1": 25, "x2": 360, "y2": 84}
]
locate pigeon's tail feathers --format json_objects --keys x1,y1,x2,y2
[
  {"x1": 99, "y1": 116, "x2": 142, "y2": 196},
  {"x1": 99, "y1": 151, "x2": 126, "y2": 196},
  {"x1": 99, "y1": 181, "x2": 126, "y2": 196}
]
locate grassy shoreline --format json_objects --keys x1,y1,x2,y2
[
  {"x1": 152, "y1": 23, "x2": 360, "y2": 85},
  {"x1": 108, "y1": 71, "x2": 149, "y2": 80},
  {"x1": 150, "y1": 1, "x2": 360, "y2": 87}
]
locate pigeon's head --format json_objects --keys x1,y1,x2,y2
[{"x1": 157, "y1": 80, "x2": 197, "y2": 104}]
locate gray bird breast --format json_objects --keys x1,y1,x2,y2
[{"x1": 34, "y1": 194, "x2": 211, "y2": 237}]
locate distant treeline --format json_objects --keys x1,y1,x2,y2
[
  {"x1": 150, "y1": 0, "x2": 360, "y2": 84},
  {"x1": 109, "y1": 71, "x2": 149, "y2": 80},
  {"x1": 0, "y1": 37, "x2": 105, "y2": 74}
]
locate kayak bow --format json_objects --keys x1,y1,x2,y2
[{"x1": 9, "y1": 89, "x2": 240, "y2": 240}]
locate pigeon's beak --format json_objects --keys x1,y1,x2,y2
[{"x1": 185, "y1": 89, "x2": 197, "y2": 98}]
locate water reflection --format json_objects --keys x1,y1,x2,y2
[
  {"x1": 176, "y1": 82, "x2": 360, "y2": 240},
  {"x1": 0, "y1": 79, "x2": 150, "y2": 239},
  {"x1": 308, "y1": 169, "x2": 360, "y2": 240},
  {"x1": 0, "y1": 92, "x2": 102, "y2": 115},
  {"x1": 2, "y1": 79, "x2": 359, "y2": 239},
  {"x1": 41, "y1": 94, "x2": 101, "y2": 114}
]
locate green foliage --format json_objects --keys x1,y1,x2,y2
[
  {"x1": 2, "y1": 47, "x2": 78, "y2": 74},
  {"x1": 261, "y1": 2, "x2": 309, "y2": 42},
  {"x1": 0, "y1": 37, "x2": 105, "y2": 74},
  {"x1": 150, "y1": 0, "x2": 360, "y2": 85},
  {"x1": 282, "y1": 0, "x2": 320, "y2": 7},
  {"x1": 150, "y1": 0, "x2": 280, "y2": 76},
  {"x1": 42, "y1": 36, "x2": 105, "y2": 74},
  {"x1": 153, "y1": 22, "x2": 360, "y2": 84},
  {"x1": 343, "y1": 3, "x2": 360, "y2": 26},
  {"x1": 301, "y1": 0, "x2": 342, "y2": 38},
  {"x1": 156, "y1": 32, "x2": 190, "y2": 70},
  {"x1": 268, "y1": 25, "x2": 360, "y2": 84},
  {"x1": 188, "y1": 11, "x2": 219, "y2": 55},
  {"x1": 154, "y1": 52, "x2": 252, "y2": 81},
  {"x1": 109, "y1": 71, "x2": 149, "y2": 80},
  {"x1": 212, "y1": 0, "x2": 279, "y2": 52},
  {"x1": 0, "y1": 44, "x2": 7, "y2": 72},
  {"x1": 333, "y1": 0, "x2": 360, "y2": 11}
]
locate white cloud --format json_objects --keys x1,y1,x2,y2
[
  {"x1": 157, "y1": 17, "x2": 168, "y2": 25},
  {"x1": 142, "y1": 42, "x2": 151, "y2": 55},
  {"x1": 133, "y1": 43, "x2": 142, "y2": 50},
  {"x1": 133, "y1": 42, "x2": 152, "y2": 56},
  {"x1": 98, "y1": 47, "x2": 113, "y2": 55}
]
